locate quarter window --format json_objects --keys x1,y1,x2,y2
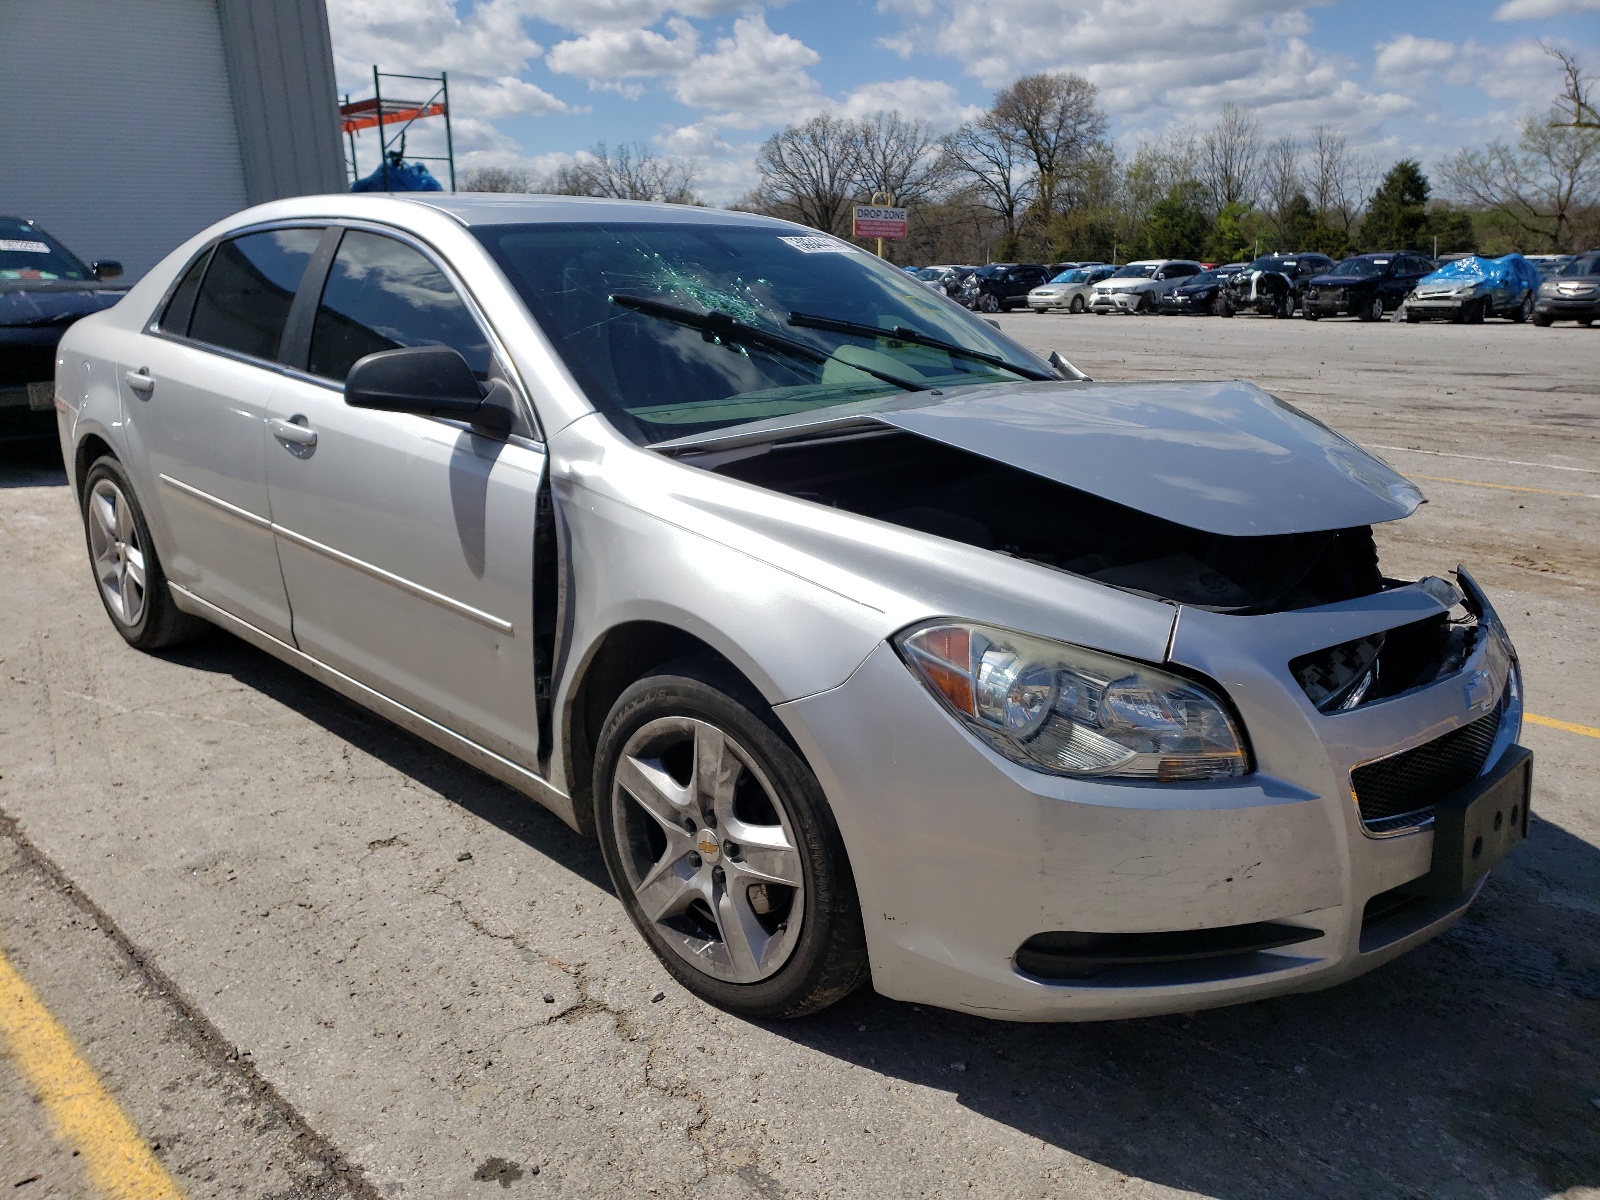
[
  {"x1": 308, "y1": 230, "x2": 490, "y2": 383},
  {"x1": 188, "y1": 228, "x2": 322, "y2": 361},
  {"x1": 159, "y1": 249, "x2": 211, "y2": 336}
]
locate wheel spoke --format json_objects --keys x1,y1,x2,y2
[
  {"x1": 725, "y1": 819, "x2": 802, "y2": 887},
  {"x1": 713, "y1": 877, "x2": 768, "y2": 980},
  {"x1": 693, "y1": 723, "x2": 742, "y2": 825},
  {"x1": 95, "y1": 552, "x2": 120, "y2": 586},
  {"x1": 123, "y1": 546, "x2": 146, "y2": 592},
  {"x1": 90, "y1": 491, "x2": 117, "y2": 543},
  {"x1": 113, "y1": 494, "x2": 133, "y2": 544},
  {"x1": 635, "y1": 862, "x2": 698, "y2": 923},
  {"x1": 616, "y1": 753, "x2": 692, "y2": 835}
]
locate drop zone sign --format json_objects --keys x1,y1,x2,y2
[{"x1": 852, "y1": 206, "x2": 908, "y2": 239}]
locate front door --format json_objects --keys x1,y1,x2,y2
[
  {"x1": 118, "y1": 228, "x2": 323, "y2": 643},
  {"x1": 262, "y1": 227, "x2": 546, "y2": 766}
]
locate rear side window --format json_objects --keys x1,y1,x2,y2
[
  {"x1": 308, "y1": 230, "x2": 490, "y2": 382},
  {"x1": 1166, "y1": 263, "x2": 1200, "y2": 278},
  {"x1": 159, "y1": 249, "x2": 211, "y2": 335},
  {"x1": 189, "y1": 228, "x2": 322, "y2": 361}
]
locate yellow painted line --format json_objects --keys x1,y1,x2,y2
[
  {"x1": 0, "y1": 948, "x2": 187, "y2": 1199},
  {"x1": 1526, "y1": 712, "x2": 1600, "y2": 740},
  {"x1": 1408, "y1": 472, "x2": 1600, "y2": 500}
]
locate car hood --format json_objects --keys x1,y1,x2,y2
[
  {"x1": 1309, "y1": 273, "x2": 1383, "y2": 288},
  {"x1": 0, "y1": 283, "x2": 126, "y2": 328},
  {"x1": 874, "y1": 380, "x2": 1422, "y2": 537},
  {"x1": 1173, "y1": 282, "x2": 1217, "y2": 294}
]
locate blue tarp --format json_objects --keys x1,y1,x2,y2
[
  {"x1": 351, "y1": 159, "x2": 444, "y2": 192},
  {"x1": 1417, "y1": 253, "x2": 1541, "y2": 292}
]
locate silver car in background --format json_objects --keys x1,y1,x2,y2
[
  {"x1": 55, "y1": 195, "x2": 1531, "y2": 1022},
  {"x1": 1027, "y1": 264, "x2": 1116, "y2": 313}
]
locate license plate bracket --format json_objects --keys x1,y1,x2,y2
[{"x1": 1409, "y1": 745, "x2": 1532, "y2": 898}]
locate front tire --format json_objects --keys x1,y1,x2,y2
[
  {"x1": 1218, "y1": 295, "x2": 1234, "y2": 317},
  {"x1": 1070, "y1": 295, "x2": 1085, "y2": 314},
  {"x1": 81, "y1": 457, "x2": 206, "y2": 651},
  {"x1": 594, "y1": 663, "x2": 868, "y2": 1019},
  {"x1": 979, "y1": 293, "x2": 1001, "y2": 314},
  {"x1": 1359, "y1": 294, "x2": 1384, "y2": 322}
]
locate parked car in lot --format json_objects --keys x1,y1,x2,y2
[
  {"x1": 1533, "y1": 250, "x2": 1600, "y2": 326},
  {"x1": 1302, "y1": 253, "x2": 1436, "y2": 321},
  {"x1": 959, "y1": 263, "x2": 1050, "y2": 312},
  {"x1": 1026, "y1": 264, "x2": 1116, "y2": 313},
  {"x1": 1089, "y1": 259, "x2": 1204, "y2": 314},
  {"x1": 1156, "y1": 264, "x2": 1246, "y2": 316},
  {"x1": 1404, "y1": 254, "x2": 1541, "y2": 324},
  {"x1": 1525, "y1": 254, "x2": 1573, "y2": 281},
  {"x1": 58, "y1": 195, "x2": 1531, "y2": 1022},
  {"x1": 1, "y1": 216, "x2": 124, "y2": 441},
  {"x1": 1218, "y1": 253, "x2": 1336, "y2": 319},
  {"x1": 914, "y1": 264, "x2": 973, "y2": 300}
]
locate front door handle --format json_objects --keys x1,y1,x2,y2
[
  {"x1": 268, "y1": 416, "x2": 317, "y2": 449},
  {"x1": 124, "y1": 369, "x2": 154, "y2": 396}
]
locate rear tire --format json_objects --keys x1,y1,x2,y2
[
  {"x1": 594, "y1": 662, "x2": 869, "y2": 1019},
  {"x1": 81, "y1": 457, "x2": 207, "y2": 651},
  {"x1": 979, "y1": 293, "x2": 1000, "y2": 314},
  {"x1": 1512, "y1": 294, "x2": 1532, "y2": 323}
]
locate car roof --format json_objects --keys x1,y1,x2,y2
[{"x1": 404, "y1": 193, "x2": 792, "y2": 228}]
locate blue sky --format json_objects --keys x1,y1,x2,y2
[{"x1": 327, "y1": 0, "x2": 1600, "y2": 202}]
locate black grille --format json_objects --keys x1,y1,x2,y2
[{"x1": 1350, "y1": 697, "x2": 1503, "y2": 830}]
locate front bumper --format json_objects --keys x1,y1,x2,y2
[
  {"x1": 1156, "y1": 293, "x2": 1212, "y2": 314},
  {"x1": 1535, "y1": 296, "x2": 1599, "y2": 320},
  {"x1": 777, "y1": 579, "x2": 1522, "y2": 1021},
  {"x1": 1088, "y1": 291, "x2": 1144, "y2": 312},
  {"x1": 1027, "y1": 294, "x2": 1070, "y2": 311},
  {"x1": 1406, "y1": 294, "x2": 1475, "y2": 318},
  {"x1": 1304, "y1": 291, "x2": 1354, "y2": 316}
]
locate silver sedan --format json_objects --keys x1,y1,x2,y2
[{"x1": 55, "y1": 195, "x2": 1532, "y2": 1021}]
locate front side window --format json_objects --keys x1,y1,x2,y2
[
  {"x1": 308, "y1": 230, "x2": 491, "y2": 383},
  {"x1": 1111, "y1": 263, "x2": 1159, "y2": 279},
  {"x1": 189, "y1": 228, "x2": 322, "y2": 361},
  {"x1": 1333, "y1": 257, "x2": 1388, "y2": 278},
  {"x1": 474, "y1": 221, "x2": 1049, "y2": 445},
  {"x1": 1560, "y1": 254, "x2": 1600, "y2": 276}
]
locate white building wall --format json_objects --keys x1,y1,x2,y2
[{"x1": 0, "y1": 0, "x2": 249, "y2": 278}]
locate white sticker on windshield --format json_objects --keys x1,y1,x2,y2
[
  {"x1": 0, "y1": 240, "x2": 50, "y2": 253},
  {"x1": 779, "y1": 236, "x2": 858, "y2": 254}
]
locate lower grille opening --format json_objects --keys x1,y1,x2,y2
[
  {"x1": 1359, "y1": 881, "x2": 1475, "y2": 953},
  {"x1": 1015, "y1": 922, "x2": 1321, "y2": 981},
  {"x1": 1350, "y1": 695, "x2": 1505, "y2": 833}
]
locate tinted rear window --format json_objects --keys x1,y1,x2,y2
[{"x1": 189, "y1": 228, "x2": 322, "y2": 361}]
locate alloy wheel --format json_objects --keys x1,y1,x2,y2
[
  {"x1": 87, "y1": 477, "x2": 146, "y2": 627},
  {"x1": 1370, "y1": 296, "x2": 1385, "y2": 322},
  {"x1": 611, "y1": 716, "x2": 805, "y2": 984}
]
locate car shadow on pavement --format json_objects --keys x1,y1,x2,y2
[
  {"x1": 160, "y1": 632, "x2": 614, "y2": 894},
  {"x1": 773, "y1": 817, "x2": 1600, "y2": 1199},
  {"x1": 0, "y1": 440, "x2": 68, "y2": 487}
]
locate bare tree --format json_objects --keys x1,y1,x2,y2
[
  {"x1": 942, "y1": 116, "x2": 1036, "y2": 250},
  {"x1": 989, "y1": 72, "x2": 1108, "y2": 219},
  {"x1": 855, "y1": 111, "x2": 948, "y2": 207},
  {"x1": 752, "y1": 115, "x2": 865, "y2": 235},
  {"x1": 1545, "y1": 44, "x2": 1599, "y2": 131},
  {"x1": 545, "y1": 142, "x2": 697, "y2": 204},
  {"x1": 1119, "y1": 130, "x2": 1197, "y2": 230},
  {"x1": 1262, "y1": 135, "x2": 1302, "y2": 238},
  {"x1": 461, "y1": 164, "x2": 534, "y2": 193},
  {"x1": 1439, "y1": 110, "x2": 1600, "y2": 251},
  {"x1": 1307, "y1": 126, "x2": 1346, "y2": 222},
  {"x1": 1200, "y1": 103, "x2": 1263, "y2": 211}
]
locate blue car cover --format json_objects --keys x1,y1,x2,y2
[
  {"x1": 1416, "y1": 253, "x2": 1541, "y2": 294},
  {"x1": 351, "y1": 159, "x2": 444, "y2": 193}
]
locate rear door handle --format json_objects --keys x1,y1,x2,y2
[
  {"x1": 268, "y1": 416, "x2": 317, "y2": 448},
  {"x1": 124, "y1": 369, "x2": 154, "y2": 396}
]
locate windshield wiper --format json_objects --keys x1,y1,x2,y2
[
  {"x1": 608, "y1": 294, "x2": 928, "y2": 394},
  {"x1": 786, "y1": 311, "x2": 1054, "y2": 381}
]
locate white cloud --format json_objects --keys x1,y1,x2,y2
[
  {"x1": 835, "y1": 78, "x2": 984, "y2": 130},
  {"x1": 513, "y1": 0, "x2": 752, "y2": 34},
  {"x1": 1374, "y1": 34, "x2": 1457, "y2": 79},
  {"x1": 328, "y1": 0, "x2": 543, "y2": 82},
  {"x1": 1493, "y1": 0, "x2": 1600, "y2": 19},
  {"x1": 546, "y1": 20, "x2": 699, "y2": 79},
  {"x1": 673, "y1": 15, "x2": 824, "y2": 126},
  {"x1": 450, "y1": 76, "x2": 573, "y2": 117}
]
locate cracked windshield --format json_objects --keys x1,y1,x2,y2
[{"x1": 475, "y1": 221, "x2": 1044, "y2": 443}]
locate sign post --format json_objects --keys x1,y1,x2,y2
[{"x1": 852, "y1": 204, "x2": 908, "y2": 257}]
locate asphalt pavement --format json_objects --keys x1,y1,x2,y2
[{"x1": 1, "y1": 312, "x2": 1596, "y2": 1199}]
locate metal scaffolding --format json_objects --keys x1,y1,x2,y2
[{"x1": 340, "y1": 67, "x2": 456, "y2": 190}]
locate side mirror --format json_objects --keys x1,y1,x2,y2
[
  {"x1": 344, "y1": 345, "x2": 511, "y2": 433},
  {"x1": 92, "y1": 261, "x2": 123, "y2": 281}
]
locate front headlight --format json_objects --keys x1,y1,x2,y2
[{"x1": 897, "y1": 621, "x2": 1250, "y2": 781}]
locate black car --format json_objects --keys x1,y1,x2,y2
[
  {"x1": 1302, "y1": 252, "x2": 1435, "y2": 322},
  {"x1": 1218, "y1": 253, "x2": 1336, "y2": 318},
  {"x1": 959, "y1": 263, "x2": 1050, "y2": 312},
  {"x1": 1533, "y1": 250, "x2": 1600, "y2": 326},
  {"x1": 914, "y1": 264, "x2": 975, "y2": 300},
  {"x1": 2, "y1": 217, "x2": 124, "y2": 441},
  {"x1": 1155, "y1": 265, "x2": 1245, "y2": 316}
]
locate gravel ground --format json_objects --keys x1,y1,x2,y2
[{"x1": 0, "y1": 311, "x2": 1596, "y2": 1199}]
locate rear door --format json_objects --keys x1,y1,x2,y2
[
  {"x1": 262, "y1": 226, "x2": 547, "y2": 766},
  {"x1": 117, "y1": 227, "x2": 324, "y2": 642}
]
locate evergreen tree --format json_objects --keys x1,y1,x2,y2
[
  {"x1": 1360, "y1": 160, "x2": 1431, "y2": 250},
  {"x1": 1135, "y1": 181, "x2": 1212, "y2": 259}
]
